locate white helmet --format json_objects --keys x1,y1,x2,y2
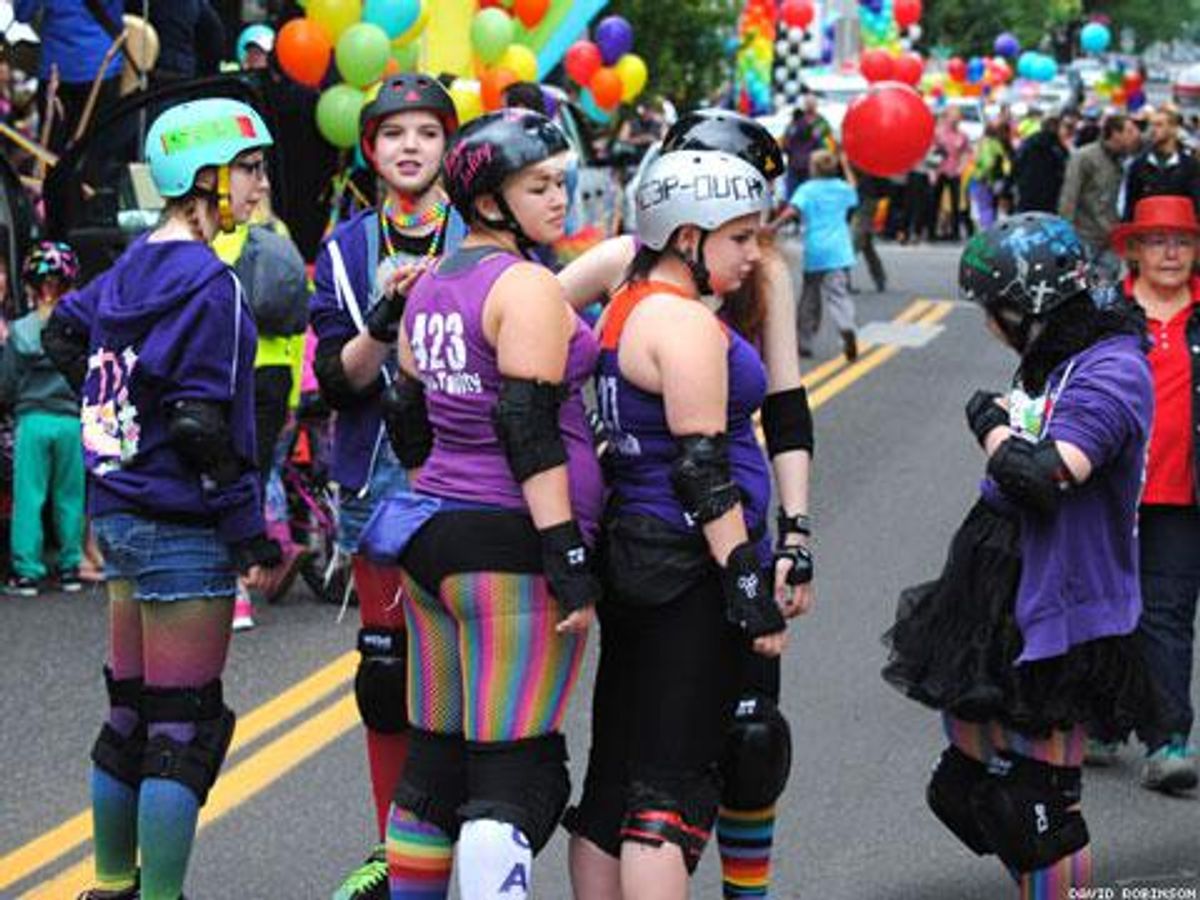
[{"x1": 635, "y1": 150, "x2": 770, "y2": 250}]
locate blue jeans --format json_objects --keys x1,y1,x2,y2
[
  {"x1": 93, "y1": 511, "x2": 237, "y2": 601},
  {"x1": 337, "y1": 443, "x2": 409, "y2": 554},
  {"x1": 1135, "y1": 505, "x2": 1200, "y2": 750}
]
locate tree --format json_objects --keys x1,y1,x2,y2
[{"x1": 606, "y1": 0, "x2": 741, "y2": 109}]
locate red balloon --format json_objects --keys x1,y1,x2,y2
[
  {"x1": 860, "y1": 49, "x2": 895, "y2": 83},
  {"x1": 947, "y1": 56, "x2": 967, "y2": 83},
  {"x1": 780, "y1": 0, "x2": 814, "y2": 30},
  {"x1": 1123, "y1": 71, "x2": 1144, "y2": 92},
  {"x1": 843, "y1": 83, "x2": 935, "y2": 177},
  {"x1": 893, "y1": 51, "x2": 924, "y2": 86},
  {"x1": 894, "y1": 0, "x2": 922, "y2": 28},
  {"x1": 590, "y1": 67, "x2": 623, "y2": 110},
  {"x1": 513, "y1": 0, "x2": 550, "y2": 28},
  {"x1": 276, "y1": 18, "x2": 331, "y2": 88},
  {"x1": 565, "y1": 40, "x2": 603, "y2": 86},
  {"x1": 481, "y1": 67, "x2": 519, "y2": 111}
]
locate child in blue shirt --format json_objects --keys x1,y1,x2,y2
[{"x1": 770, "y1": 150, "x2": 860, "y2": 360}]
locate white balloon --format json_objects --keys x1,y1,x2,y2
[
  {"x1": 786, "y1": 79, "x2": 799, "y2": 93},
  {"x1": 788, "y1": 27, "x2": 804, "y2": 42},
  {"x1": 908, "y1": 24, "x2": 922, "y2": 40}
]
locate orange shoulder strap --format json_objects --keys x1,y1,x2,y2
[{"x1": 600, "y1": 280, "x2": 694, "y2": 350}]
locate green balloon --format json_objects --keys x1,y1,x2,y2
[
  {"x1": 337, "y1": 23, "x2": 391, "y2": 88},
  {"x1": 392, "y1": 42, "x2": 420, "y2": 73},
  {"x1": 471, "y1": 8, "x2": 515, "y2": 66},
  {"x1": 317, "y1": 83, "x2": 366, "y2": 149}
]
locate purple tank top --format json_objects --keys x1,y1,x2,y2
[
  {"x1": 403, "y1": 249, "x2": 604, "y2": 541},
  {"x1": 596, "y1": 280, "x2": 771, "y2": 537}
]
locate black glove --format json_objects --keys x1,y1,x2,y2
[
  {"x1": 230, "y1": 534, "x2": 282, "y2": 574},
  {"x1": 364, "y1": 289, "x2": 408, "y2": 344},
  {"x1": 773, "y1": 544, "x2": 813, "y2": 586},
  {"x1": 721, "y1": 542, "x2": 786, "y2": 638},
  {"x1": 539, "y1": 520, "x2": 600, "y2": 616},
  {"x1": 965, "y1": 390, "x2": 1008, "y2": 447}
]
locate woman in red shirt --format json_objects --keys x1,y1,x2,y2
[{"x1": 1098, "y1": 195, "x2": 1200, "y2": 792}]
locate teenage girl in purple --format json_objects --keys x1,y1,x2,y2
[
  {"x1": 376, "y1": 109, "x2": 602, "y2": 899},
  {"x1": 883, "y1": 214, "x2": 1153, "y2": 898},
  {"x1": 565, "y1": 148, "x2": 799, "y2": 899},
  {"x1": 559, "y1": 110, "x2": 814, "y2": 899},
  {"x1": 44, "y1": 98, "x2": 280, "y2": 900}
]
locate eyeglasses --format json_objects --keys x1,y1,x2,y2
[
  {"x1": 1139, "y1": 233, "x2": 1197, "y2": 250},
  {"x1": 232, "y1": 158, "x2": 267, "y2": 180}
]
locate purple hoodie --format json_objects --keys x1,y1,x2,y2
[{"x1": 53, "y1": 236, "x2": 263, "y2": 544}]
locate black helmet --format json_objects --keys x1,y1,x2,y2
[
  {"x1": 959, "y1": 213, "x2": 1090, "y2": 317},
  {"x1": 359, "y1": 73, "x2": 459, "y2": 162},
  {"x1": 443, "y1": 109, "x2": 570, "y2": 247},
  {"x1": 661, "y1": 108, "x2": 784, "y2": 182}
]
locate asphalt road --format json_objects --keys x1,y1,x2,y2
[{"x1": 2, "y1": 243, "x2": 1197, "y2": 900}]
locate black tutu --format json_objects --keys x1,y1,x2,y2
[{"x1": 882, "y1": 499, "x2": 1152, "y2": 738}]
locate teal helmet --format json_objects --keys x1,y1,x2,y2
[
  {"x1": 236, "y1": 24, "x2": 275, "y2": 66},
  {"x1": 146, "y1": 98, "x2": 273, "y2": 199}
]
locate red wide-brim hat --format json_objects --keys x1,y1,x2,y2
[{"x1": 1112, "y1": 195, "x2": 1200, "y2": 254}]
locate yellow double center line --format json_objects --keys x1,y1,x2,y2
[{"x1": 4, "y1": 297, "x2": 954, "y2": 897}]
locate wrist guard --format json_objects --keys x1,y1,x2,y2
[
  {"x1": 776, "y1": 509, "x2": 812, "y2": 538},
  {"x1": 364, "y1": 290, "x2": 407, "y2": 344},
  {"x1": 965, "y1": 390, "x2": 1008, "y2": 447},
  {"x1": 230, "y1": 534, "x2": 282, "y2": 574},
  {"x1": 539, "y1": 520, "x2": 600, "y2": 615},
  {"x1": 721, "y1": 542, "x2": 786, "y2": 638},
  {"x1": 773, "y1": 544, "x2": 813, "y2": 586}
]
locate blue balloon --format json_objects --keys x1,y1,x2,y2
[
  {"x1": 1080, "y1": 22, "x2": 1111, "y2": 54},
  {"x1": 994, "y1": 32, "x2": 1020, "y2": 58},
  {"x1": 967, "y1": 57, "x2": 985, "y2": 83},
  {"x1": 1032, "y1": 54, "x2": 1058, "y2": 82},
  {"x1": 363, "y1": 0, "x2": 419, "y2": 40},
  {"x1": 1017, "y1": 50, "x2": 1037, "y2": 79}
]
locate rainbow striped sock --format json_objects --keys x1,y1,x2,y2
[
  {"x1": 718, "y1": 805, "x2": 776, "y2": 898},
  {"x1": 91, "y1": 766, "x2": 138, "y2": 892},
  {"x1": 1019, "y1": 844, "x2": 1092, "y2": 900},
  {"x1": 386, "y1": 806, "x2": 454, "y2": 899}
]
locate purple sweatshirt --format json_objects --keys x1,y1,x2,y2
[
  {"x1": 1010, "y1": 334, "x2": 1154, "y2": 663},
  {"x1": 53, "y1": 236, "x2": 263, "y2": 544}
]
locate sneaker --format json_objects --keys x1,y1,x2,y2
[
  {"x1": 76, "y1": 884, "x2": 138, "y2": 899},
  {"x1": 840, "y1": 329, "x2": 859, "y2": 362},
  {"x1": 4, "y1": 575, "x2": 38, "y2": 597},
  {"x1": 332, "y1": 844, "x2": 389, "y2": 900},
  {"x1": 59, "y1": 568, "x2": 83, "y2": 593},
  {"x1": 1141, "y1": 736, "x2": 1199, "y2": 794},
  {"x1": 1083, "y1": 738, "x2": 1122, "y2": 767},
  {"x1": 232, "y1": 590, "x2": 255, "y2": 632}
]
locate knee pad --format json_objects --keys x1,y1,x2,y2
[
  {"x1": 969, "y1": 752, "x2": 1090, "y2": 873},
  {"x1": 354, "y1": 628, "x2": 409, "y2": 734},
  {"x1": 719, "y1": 694, "x2": 792, "y2": 810},
  {"x1": 459, "y1": 733, "x2": 571, "y2": 855},
  {"x1": 91, "y1": 668, "x2": 146, "y2": 788},
  {"x1": 140, "y1": 680, "x2": 236, "y2": 806},
  {"x1": 621, "y1": 769, "x2": 721, "y2": 873},
  {"x1": 927, "y1": 745, "x2": 993, "y2": 856},
  {"x1": 393, "y1": 728, "x2": 467, "y2": 839}
]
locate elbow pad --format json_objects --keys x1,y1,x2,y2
[
  {"x1": 670, "y1": 434, "x2": 741, "y2": 526},
  {"x1": 313, "y1": 336, "x2": 383, "y2": 411},
  {"x1": 761, "y1": 387, "x2": 814, "y2": 458},
  {"x1": 166, "y1": 399, "x2": 243, "y2": 487},
  {"x1": 987, "y1": 439, "x2": 1076, "y2": 515},
  {"x1": 42, "y1": 315, "x2": 89, "y2": 393},
  {"x1": 492, "y1": 377, "x2": 568, "y2": 483},
  {"x1": 382, "y1": 376, "x2": 433, "y2": 469}
]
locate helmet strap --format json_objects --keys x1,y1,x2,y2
[
  {"x1": 217, "y1": 164, "x2": 235, "y2": 233},
  {"x1": 494, "y1": 192, "x2": 539, "y2": 259}
]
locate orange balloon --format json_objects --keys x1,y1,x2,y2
[
  {"x1": 277, "y1": 18, "x2": 333, "y2": 88},
  {"x1": 481, "y1": 66, "x2": 519, "y2": 111},
  {"x1": 590, "y1": 66, "x2": 622, "y2": 110},
  {"x1": 383, "y1": 57, "x2": 401, "y2": 77},
  {"x1": 513, "y1": 0, "x2": 550, "y2": 28}
]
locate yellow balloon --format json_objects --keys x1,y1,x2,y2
[
  {"x1": 449, "y1": 81, "x2": 483, "y2": 123},
  {"x1": 615, "y1": 53, "x2": 648, "y2": 103},
  {"x1": 499, "y1": 44, "x2": 538, "y2": 83},
  {"x1": 394, "y1": 0, "x2": 429, "y2": 47},
  {"x1": 365, "y1": 80, "x2": 383, "y2": 104},
  {"x1": 307, "y1": 0, "x2": 362, "y2": 43}
]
